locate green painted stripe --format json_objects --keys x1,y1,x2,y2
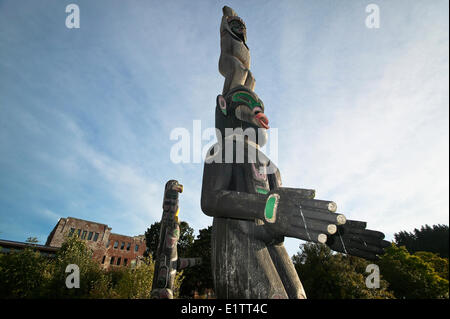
[
  {"x1": 264, "y1": 194, "x2": 279, "y2": 223},
  {"x1": 265, "y1": 197, "x2": 276, "y2": 220},
  {"x1": 257, "y1": 187, "x2": 268, "y2": 195},
  {"x1": 232, "y1": 92, "x2": 261, "y2": 109}
]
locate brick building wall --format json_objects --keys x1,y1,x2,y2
[
  {"x1": 104, "y1": 233, "x2": 146, "y2": 268},
  {"x1": 46, "y1": 217, "x2": 146, "y2": 269}
]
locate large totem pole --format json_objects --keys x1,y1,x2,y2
[{"x1": 200, "y1": 6, "x2": 390, "y2": 299}]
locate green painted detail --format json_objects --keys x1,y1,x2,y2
[
  {"x1": 232, "y1": 92, "x2": 261, "y2": 110},
  {"x1": 257, "y1": 187, "x2": 268, "y2": 195},
  {"x1": 265, "y1": 197, "x2": 275, "y2": 220},
  {"x1": 221, "y1": 108, "x2": 227, "y2": 116},
  {"x1": 264, "y1": 194, "x2": 279, "y2": 223}
]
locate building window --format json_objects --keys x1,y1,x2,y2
[
  {"x1": 76, "y1": 229, "x2": 81, "y2": 237},
  {"x1": 123, "y1": 258, "x2": 128, "y2": 266},
  {"x1": 93, "y1": 233, "x2": 99, "y2": 242},
  {"x1": 135, "y1": 244, "x2": 139, "y2": 252},
  {"x1": 87, "y1": 231, "x2": 93, "y2": 240},
  {"x1": 68, "y1": 228, "x2": 75, "y2": 237},
  {"x1": 110, "y1": 256, "x2": 115, "y2": 265},
  {"x1": 81, "y1": 230, "x2": 87, "y2": 240},
  {"x1": 120, "y1": 242, "x2": 125, "y2": 250},
  {"x1": 102, "y1": 256, "x2": 106, "y2": 264},
  {"x1": 126, "y1": 242, "x2": 131, "y2": 251},
  {"x1": 106, "y1": 240, "x2": 110, "y2": 248},
  {"x1": 117, "y1": 257, "x2": 121, "y2": 266},
  {"x1": 113, "y1": 241, "x2": 118, "y2": 249}
]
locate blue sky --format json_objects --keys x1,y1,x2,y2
[{"x1": 0, "y1": 0, "x2": 448, "y2": 257}]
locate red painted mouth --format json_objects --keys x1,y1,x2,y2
[{"x1": 255, "y1": 113, "x2": 269, "y2": 129}]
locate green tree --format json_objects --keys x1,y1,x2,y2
[
  {"x1": 414, "y1": 251, "x2": 449, "y2": 280},
  {"x1": 45, "y1": 236, "x2": 104, "y2": 298},
  {"x1": 106, "y1": 255, "x2": 184, "y2": 299},
  {"x1": 378, "y1": 244, "x2": 449, "y2": 299},
  {"x1": 0, "y1": 236, "x2": 185, "y2": 299},
  {"x1": 143, "y1": 222, "x2": 160, "y2": 258},
  {"x1": 178, "y1": 222, "x2": 195, "y2": 257},
  {"x1": 87, "y1": 271, "x2": 116, "y2": 299},
  {"x1": 144, "y1": 221, "x2": 195, "y2": 258},
  {"x1": 292, "y1": 242, "x2": 394, "y2": 299},
  {"x1": 395, "y1": 224, "x2": 449, "y2": 258},
  {"x1": 25, "y1": 237, "x2": 39, "y2": 244},
  {"x1": 113, "y1": 256, "x2": 155, "y2": 298},
  {"x1": 179, "y1": 226, "x2": 213, "y2": 298},
  {"x1": 0, "y1": 247, "x2": 52, "y2": 298}
]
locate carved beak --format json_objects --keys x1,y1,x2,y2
[
  {"x1": 173, "y1": 184, "x2": 183, "y2": 193},
  {"x1": 235, "y1": 105, "x2": 269, "y2": 129},
  {"x1": 255, "y1": 112, "x2": 269, "y2": 129}
]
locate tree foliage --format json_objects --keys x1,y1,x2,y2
[
  {"x1": 180, "y1": 226, "x2": 213, "y2": 298},
  {"x1": 45, "y1": 236, "x2": 104, "y2": 298},
  {"x1": 110, "y1": 256, "x2": 154, "y2": 298},
  {"x1": 414, "y1": 251, "x2": 449, "y2": 280},
  {"x1": 2, "y1": 223, "x2": 448, "y2": 299},
  {"x1": 378, "y1": 244, "x2": 449, "y2": 299},
  {"x1": 0, "y1": 236, "x2": 184, "y2": 299},
  {"x1": 395, "y1": 224, "x2": 449, "y2": 258},
  {"x1": 0, "y1": 247, "x2": 51, "y2": 298},
  {"x1": 292, "y1": 242, "x2": 394, "y2": 299},
  {"x1": 25, "y1": 237, "x2": 39, "y2": 244},
  {"x1": 178, "y1": 221, "x2": 195, "y2": 257},
  {"x1": 144, "y1": 221, "x2": 194, "y2": 258},
  {"x1": 293, "y1": 240, "x2": 449, "y2": 299},
  {"x1": 143, "y1": 221, "x2": 160, "y2": 258}
]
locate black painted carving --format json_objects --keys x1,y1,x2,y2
[{"x1": 200, "y1": 6, "x2": 389, "y2": 299}]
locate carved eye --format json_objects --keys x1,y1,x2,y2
[
  {"x1": 253, "y1": 106, "x2": 263, "y2": 115},
  {"x1": 218, "y1": 95, "x2": 227, "y2": 115}
]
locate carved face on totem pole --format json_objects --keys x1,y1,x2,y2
[
  {"x1": 162, "y1": 180, "x2": 183, "y2": 218},
  {"x1": 215, "y1": 86, "x2": 269, "y2": 147},
  {"x1": 227, "y1": 17, "x2": 247, "y2": 43}
]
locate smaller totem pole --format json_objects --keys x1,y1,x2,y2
[{"x1": 151, "y1": 180, "x2": 201, "y2": 299}]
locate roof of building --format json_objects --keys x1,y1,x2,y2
[
  {"x1": 109, "y1": 233, "x2": 145, "y2": 240},
  {"x1": 0, "y1": 239, "x2": 59, "y2": 252},
  {"x1": 66, "y1": 216, "x2": 109, "y2": 227},
  {"x1": 64, "y1": 217, "x2": 144, "y2": 240}
]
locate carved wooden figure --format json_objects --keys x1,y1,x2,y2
[
  {"x1": 151, "y1": 180, "x2": 201, "y2": 299},
  {"x1": 219, "y1": 6, "x2": 255, "y2": 96},
  {"x1": 201, "y1": 6, "x2": 390, "y2": 299}
]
